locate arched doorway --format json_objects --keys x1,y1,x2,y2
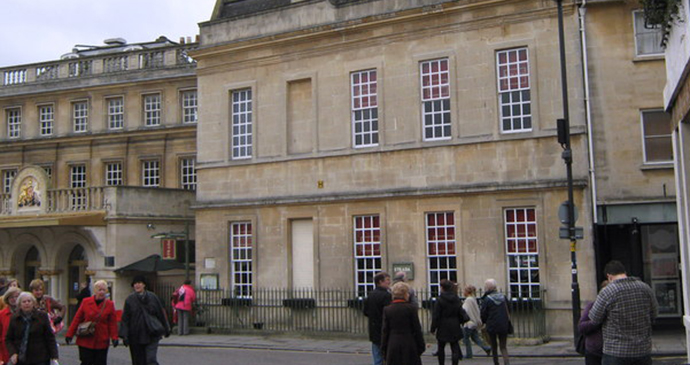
[
  {"x1": 24, "y1": 246, "x2": 41, "y2": 288},
  {"x1": 67, "y1": 245, "x2": 88, "y2": 321}
]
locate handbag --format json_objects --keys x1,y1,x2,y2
[
  {"x1": 76, "y1": 299, "x2": 107, "y2": 337},
  {"x1": 144, "y1": 310, "x2": 166, "y2": 337},
  {"x1": 575, "y1": 332, "x2": 586, "y2": 355}
]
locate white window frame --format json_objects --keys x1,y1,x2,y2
[
  {"x1": 105, "y1": 162, "x2": 123, "y2": 186},
  {"x1": 142, "y1": 160, "x2": 160, "y2": 187},
  {"x1": 181, "y1": 90, "x2": 198, "y2": 124},
  {"x1": 504, "y1": 207, "x2": 540, "y2": 300},
  {"x1": 180, "y1": 157, "x2": 196, "y2": 191},
  {"x1": 70, "y1": 164, "x2": 87, "y2": 209},
  {"x1": 144, "y1": 93, "x2": 161, "y2": 127},
  {"x1": 351, "y1": 70, "x2": 379, "y2": 148},
  {"x1": 633, "y1": 11, "x2": 665, "y2": 57},
  {"x1": 353, "y1": 215, "x2": 382, "y2": 297},
  {"x1": 2, "y1": 169, "x2": 17, "y2": 194},
  {"x1": 641, "y1": 109, "x2": 673, "y2": 164},
  {"x1": 420, "y1": 59, "x2": 452, "y2": 141},
  {"x1": 497, "y1": 47, "x2": 532, "y2": 133},
  {"x1": 39, "y1": 105, "x2": 54, "y2": 136},
  {"x1": 6, "y1": 108, "x2": 21, "y2": 139},
  {"x1": 231, "y1": 89, "x2": 253, "y2": 160},
  {"x1": 72, "y1": 101, "x2": 88, "y2": 133},
  {"x1": 107, "y1": 97, "x2": 124, "y2": 130},
  {"x1": 426, "y1": 211, "x2": 458, "y2": 296},
  {"x1": 230, "y1": 221, "x2": 253, "y2": 298}
]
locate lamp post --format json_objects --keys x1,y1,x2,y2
[
  {"x1": 554, "y1": 0, "x2": 582, "y2": 343},
  {"x1": 151, "y1": 221, "x2": 191, "y2": 281}
]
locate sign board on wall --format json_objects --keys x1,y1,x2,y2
[
  {"x1": 161, "y1": 239, "x2": 177, "y2": 260},
  {"x1": 392, "y1": 262, "x2": 414, "y2": 280}
]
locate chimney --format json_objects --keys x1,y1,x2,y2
[
  {"x1": 179, "y1": 37, "x2": 185, "y2": 44},
  {"x1": 186, "y1": 36, "x2": 192, "y2": 44}
]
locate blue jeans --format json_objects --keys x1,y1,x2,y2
[
  {"x1": 463, "y1": 327, "x2": 491, "y2": 358},
  {"x1": 602, "y1": 354, "x2": 652, "y2": 365},
  {"x1": 371, "y1": 343, "x2": 384, "y2": 365}
]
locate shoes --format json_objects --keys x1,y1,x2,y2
[
  {"x1": 485, "y1": 348, "x2": 491, "y2": 356},
  {"x1": 432, "y1": 351, "x2": 438, "y2": 356}
]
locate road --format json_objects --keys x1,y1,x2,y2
[{"x1": 56, "y1": 345, "x2": 686, "y2": 365}]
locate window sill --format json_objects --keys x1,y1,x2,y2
[
  {"x1": 633, "y1": 54, "x2": 665, "y2": 63},
  {"x1": 640, "y1": 162, "x2": 673, "y2": 171}
]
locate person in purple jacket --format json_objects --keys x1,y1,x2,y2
[{"x1": 578, "y1": 280, "x2": 609, "y2": 365}]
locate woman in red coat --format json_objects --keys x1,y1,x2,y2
[
  {"x1": 0, "y1": 287, "x2": 21, "y2": 364},
  {"x1": 66, "y1": 280, "x2": 119, "y2": 365}
]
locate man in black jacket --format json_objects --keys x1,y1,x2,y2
[{"x1": 363, "y1": 272, "x2": 392, "y2": 365}]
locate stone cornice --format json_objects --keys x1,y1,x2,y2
[{"x1": 194, "y1": 178, "x2": 588, "y2": 210}]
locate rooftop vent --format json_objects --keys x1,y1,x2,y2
[{"x1": 104, "y1": 38, "x2": 127, "y2": 46}]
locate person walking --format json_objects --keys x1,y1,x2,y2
[
  {"x1": 362, "y1": 272, "x2": 392, "y2": 365},
  {"x1": 119, "y1": 276, "x2": 170, "y2": 365},
  {"x1": 29, "y1": 279, "x2": 65, "y2": 333},
  {"x1": 481, "y1": 279, "x2": 511, "y2": 365},
  {"x1": 65, "y1": 280, "x2": 119, "y2": 365},
  {"x1": 381, "y1": 282, "x2": 425, "y2": 365},
  {"x1": 75, "y1": 280, "x2": 92, "y2": 310},
  {"x1": 578, "y1": 280, "x2": 609, "y2": 365},
  {"x1": 173, "y1": 279, "x2": 196, "y2": 336},
  {"x1": 392, "y1": 271, "x2": 419, "y2": 308},
  {"x1": 588, "y1": 260, "x2": 657, "y2": 365},
  {"x1": 431, "y1": 279, "x2": 469, "y2": 365},
  {"x1": 5, "y1": 292, "x2": 59, "y2": 365},
  {"x1": 0, "y1": 287, "x2": 21, "y2": 364},
  {"x1": 462, "y1": 284, "x2": 492, "y2": 359}
]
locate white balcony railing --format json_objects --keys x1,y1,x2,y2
[{"x1": 0, "y1": 187, "x2": 105, "y2": 215}]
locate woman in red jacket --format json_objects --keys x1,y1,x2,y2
[
  {"x1": 66, "y1": 280, "x2": 119, "y2": 365},
  {"x1": 0, "y1": 287, "x2": 21, "y2": 364}
]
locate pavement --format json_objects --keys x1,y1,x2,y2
[{"x1": 136, "y1": 328, "x2": 686, "y2": 359}]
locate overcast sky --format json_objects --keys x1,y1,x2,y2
[{"x1": 0, "y1": 0, "x2": 217, "y2": 67}]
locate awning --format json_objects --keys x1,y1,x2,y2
[{"x1": 115, "y1": 254, "x2": 185, "y2": 273}]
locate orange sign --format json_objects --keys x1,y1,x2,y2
[{"x1": 161, "y1": 239, "x2": 177, "y2": 260}]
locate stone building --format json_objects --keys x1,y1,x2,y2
[
  {"x1": 193, "y1": 0, "x2": 599, "y2": 336},
  {"x1": 662, "y1": 0, "x2": 690, "y2": 358},
  {"x1": 583, "y1": 0, "x2": 681, "y2": 327},
  {"x1": 0, "y1": 37, "x2": 197, "y2": 318}
]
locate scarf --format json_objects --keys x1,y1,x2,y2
[{"x1": 19, "y1": 312, "x2": 32, "y2": 362}]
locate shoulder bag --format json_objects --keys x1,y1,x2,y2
[{"x1": 76, "y1": 299, "x2": 107, "y2": 337}]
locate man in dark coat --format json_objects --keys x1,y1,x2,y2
[
  {"x1": 362, "y1": 271, "x2": 391, "y2": 365},
  {"x1": 480, "y1": 278, "x2": 511, "y2": 365},
  {"x1": 431, "y1": 279, "x2": 469, "y2": 365},
  {"x1": 119, "y1": 276, "x2": 170, "y2": 365}
]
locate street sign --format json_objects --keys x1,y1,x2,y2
[
  {"x1": 559, "y1": 227, "x2": 584, "y2": 240},
  {"x1": 161, "y1": 238, "x2": 177, "y2": 260},
  {"x1": 558, "y1": 201, "x2": 578, "y2": 224}
]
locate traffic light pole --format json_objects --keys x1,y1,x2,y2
[{"x1": 555, "y1": 0, "x2": 582, "y2": 342}]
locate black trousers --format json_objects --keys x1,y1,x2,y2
[
  {"x1": 585, "y1": 352, "x2": 603, "y2": 365},
  {"x1": 129, "y1": 339, "x2": 160, "y2": 365},
  {"x1": 437, "y1": 340, "x2": 462, "y2": 365},
  {"x1": 78, "y1": 346, "x2": 109, "y2": 365}
]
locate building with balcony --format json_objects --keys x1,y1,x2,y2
[{"x1": 0, "y1": 36, "x2": 197, "y2": 318}]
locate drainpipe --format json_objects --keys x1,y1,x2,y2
[{"x1": 578, "y1": 1, "x2": 598, "y2": 226}]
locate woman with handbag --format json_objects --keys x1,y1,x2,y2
[
  {"x1": 5, "y1": 292, "x2": 59, "y2": 365},
  {"x1": 65, "y1": 280, "x2": 119, "y2": 365},
  {"x1": 480, "y1": 279, "x2": 511, "y2": 365},
  {"x1": 430, "y1": 279, "x2": 469, "y2": 365},
  {"x1": 28, "y1": 279, "x2": 65, "y2": 334},
  {"x1": 118, "y1": 276, "x2": 170, "y2": 365}
]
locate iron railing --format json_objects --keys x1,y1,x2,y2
[{"x1": 158, "y1": 286, "x2": 546, "y2": 339}]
